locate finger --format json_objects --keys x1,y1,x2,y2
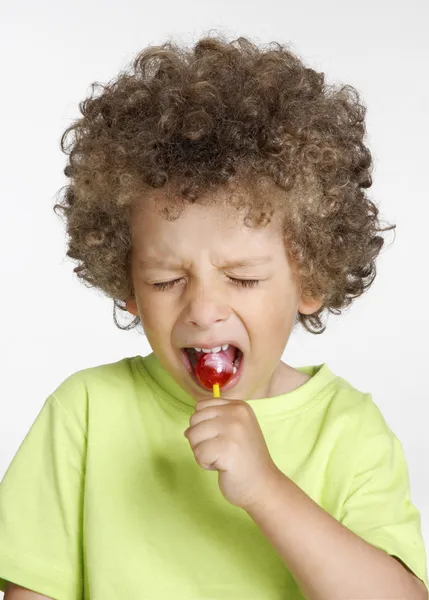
[
  {"x1": 195, "y1": 398, "x2": 235, "y2": 411},
  {"x1": 189, "y1": 407, "x2": 220, "y2": 428},
  {"x1": 185, "y1": 417, "x2": 221, "y2": 448},
  {"x1": 193, "y1": 436, "x2": 228, "y2": 471}
]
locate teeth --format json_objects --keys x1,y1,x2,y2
[
  {"x1": 197, "y1": 346, "x2": 226, "y2": 353},
  {"x1": 233, "y1": 366, "x2": 237, "y2": 374}
]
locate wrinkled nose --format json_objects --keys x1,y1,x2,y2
[{"x1": 183, "y1": 286, "x2": 231, "y2": 329}]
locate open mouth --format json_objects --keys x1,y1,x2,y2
[{"x1": 181, "y1": 344, "x2": 244, "y2": 391}]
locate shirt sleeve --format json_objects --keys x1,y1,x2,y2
[
  {"x1": 340, "y1": 395, "x2": 428, "y2": 592},
  {"x1": 0, "y1": 380, "x2": 87, "y2": 600}
]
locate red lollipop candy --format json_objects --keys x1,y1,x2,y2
[{"x1": 195, "y1": 352, "x2": 234, "y2": 396}]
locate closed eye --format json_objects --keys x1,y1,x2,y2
[
  {"x1": 227, "y1": 277, "x2": 260, "y2": 288},
  {"x1": 152, "y1": 279, "x2": 183, "y2": 291},
  {"x1": 152, "y1": 277, "x2": 260, "y2": 291}
]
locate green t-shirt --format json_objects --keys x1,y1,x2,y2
[{"x1": 0, "y1": 353, "x2": 427, "y2": 599}]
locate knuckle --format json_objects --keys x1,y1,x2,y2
[
  {"x1": 230, "y1": 420, "x2": 244, "y2": 436},
  {"x1": 194, "y1": 445, "x2": 205, "y2": 464},
  {"x1": 232, "y1": 403, "x2": 249, "y2": 418}
]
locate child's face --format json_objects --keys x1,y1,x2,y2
[{"x1": 126, "y1": 191, "x2": 321, "y2": 399}]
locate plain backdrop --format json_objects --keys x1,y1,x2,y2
[{"x1": 1, "y1": 0, "x2": 428, "y2": 594}]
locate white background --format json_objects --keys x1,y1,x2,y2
[{"x1": 1, "y1": 0, "x2": 428, "y2": 595}]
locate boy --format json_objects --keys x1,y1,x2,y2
[{"x1": 0, "y1": 35, "x2": 427, "y2": 599}]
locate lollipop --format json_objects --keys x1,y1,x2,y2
[{"x1": 195, "y1": 352, "x2": 234, "y2": 397}]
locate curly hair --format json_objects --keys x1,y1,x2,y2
[{"x1": 54, "y1": 35, "x2": 394, "y2": 334}]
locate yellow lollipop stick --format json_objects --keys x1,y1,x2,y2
[{"x1": 213, "y1": 383, "x2": 220, "y2": 398}]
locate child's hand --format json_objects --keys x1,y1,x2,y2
[{"x1": 184, "y1": 397, "x2": 283, "y2": 510}]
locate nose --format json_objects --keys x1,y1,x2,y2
[{"x1": 183, "y1": 282, "x2": 231, "y2": 329}]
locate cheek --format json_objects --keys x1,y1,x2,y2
[
  {"x1": 248, "y1": 286, "x2": 297, "y2": 324},
  {"x1": 137, "y1": 292, "x2": 176, "y2": 335},
  {"x1": 249, "y1": 291, "x2": 297, "y2": 344}
]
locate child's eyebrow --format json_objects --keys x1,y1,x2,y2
[
  {"x1": 218, "y1": 256, "x2": 273, "y2": 268},
  {"x1": 138, "y1": 256, "x2": 273, "y2": 270},
  {"x1": 138, "y1": 258, "x2": 182, "y2": 270}
]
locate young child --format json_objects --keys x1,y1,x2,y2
[{"x1": 0, "y1": 36, "x2": 427, "y2": 600}]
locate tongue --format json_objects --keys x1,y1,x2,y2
[{"x1": 195, "y1": 345, "x2": 236, "y2": 366}]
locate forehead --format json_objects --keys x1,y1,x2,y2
[{"x1": 130, "y1": 192, "x2": 284, "y2": 261}]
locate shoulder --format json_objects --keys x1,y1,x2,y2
[
  {"x1": 53, "y1": 355, "x2": 145, "y2": 395},
  {"x1": 48, "y1": 356, "x2": 148, "y2": 431},
  {"x1": 57, "y1": 355, "x2": 141, "y2": 387},
  {"x1": 303, "y1": 365, "x2": 393, "y2": 446},
  {"x1": 329, "y1": 372, "x2": 393, "y2": 435},
  {"x1": 321, "y1": 370, "x2": 403, "y2": 479},
  {"x1": 322, "y1": 367, "x2": 381, "y2": 417},
  {"x1": 299, "y1": 363, "x2": 375, "y2": 418}
]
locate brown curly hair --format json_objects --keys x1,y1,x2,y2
[{"x1": 54, "y1": 35, "x2": 394, "y2": 334}]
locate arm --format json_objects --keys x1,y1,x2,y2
[
  {"x1": 246, "y1": 472, "x2": 428, "y2": 600},
  {"x1": 4, "y1": 583, "x2": 53, "y2": 600}
]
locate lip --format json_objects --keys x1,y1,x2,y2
[
  {"x1": 216, "y1": 351, "x2": 244, "y2": 393},
  {"x1": 179, "y1": 344, "x2": 244, "y2": 393}
]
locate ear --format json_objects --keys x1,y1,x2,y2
[
  {"x1": 125, "y1": 298, "x2": 139, "y2": 317},
  {"x1": 298, "y1": 296, "x2": 323, "y2": 315}
]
